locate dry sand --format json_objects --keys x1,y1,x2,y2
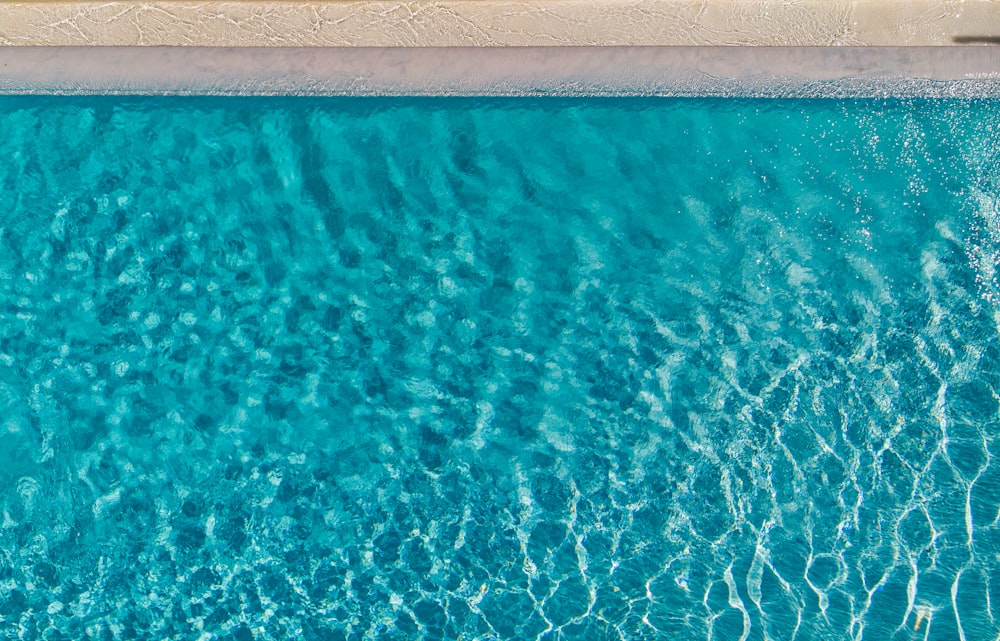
[{"x1": 0, "y1": 0, "x2": 998, "y2": 47}]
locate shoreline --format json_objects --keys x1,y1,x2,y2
[{"x1": 0, "y1": 46, "x2": 998, "y2": 96}]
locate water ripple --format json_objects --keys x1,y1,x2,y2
[{"x1": 0, "y1": 97, "x2": 997, "y2": 640}]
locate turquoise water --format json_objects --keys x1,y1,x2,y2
[{"x1": 1, "y1": 96, "x2": 999, "y2": 640}]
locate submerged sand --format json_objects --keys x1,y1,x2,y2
[{"x1": 0, "y1": 46, "x2": 998, "y2": 96}]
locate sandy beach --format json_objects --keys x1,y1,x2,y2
[{"x1": 0, "y1": 0, "x2": 998, "y2": 47}]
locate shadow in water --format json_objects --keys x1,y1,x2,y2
[{"x1": 953, "y1": 36, "x2": 1000, "y2": 44}]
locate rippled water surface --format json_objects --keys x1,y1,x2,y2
[{"x1": 1, "y1": 97, "x2": 999, "y2": 640}]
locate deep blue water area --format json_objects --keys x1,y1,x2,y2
[{"x1": 1, "y1": 96, "x2": 999, "y2": 640}]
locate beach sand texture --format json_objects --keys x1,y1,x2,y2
[{"x1": 0, "y1": 0, "x2": 998, "y2": 47}]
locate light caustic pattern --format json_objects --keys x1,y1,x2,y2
[{"x1": 0, "y1": 97, "x2": 998, "y2": 640}]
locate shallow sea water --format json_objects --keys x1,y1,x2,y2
[{"x1": 1, "y1": 97, "x2": 999, "y2": 640}]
